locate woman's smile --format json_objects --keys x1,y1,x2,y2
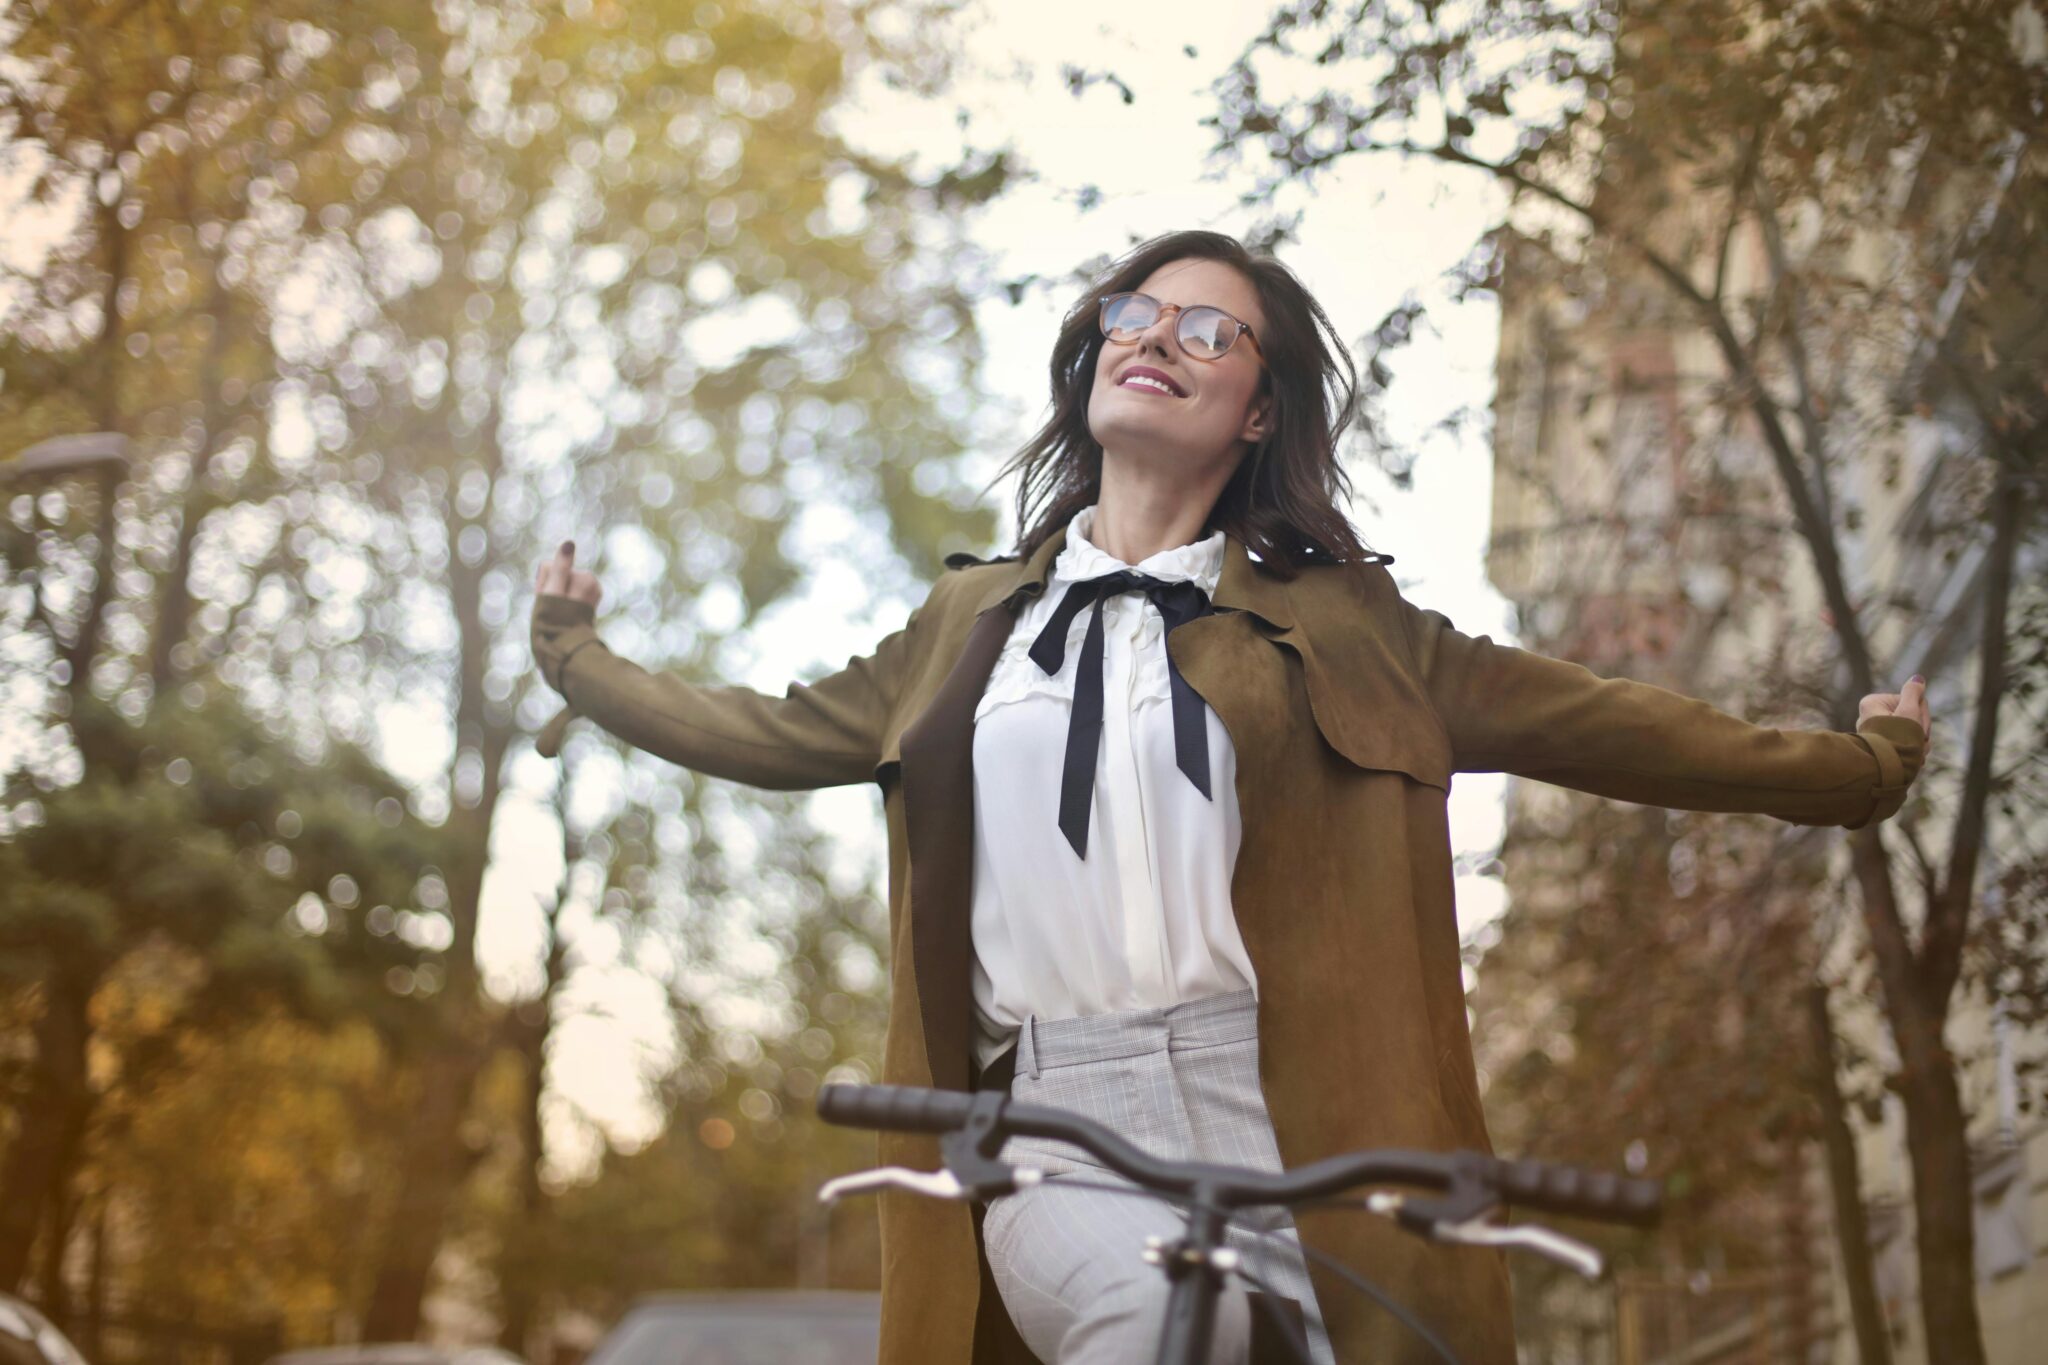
[{"x1": 1117, "y1": 364, "x2": 1187, "y2": 398}]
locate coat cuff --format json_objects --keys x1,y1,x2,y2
[
  {"x1": 1846, "y1": 713, "x2": 1928, "y2": 830},
  {"x1": 533, "y1": 594, "x2": 610, "y2": 689},
  {"x1": 532, "y1": 593, "x2": 614, "y2": 758}
]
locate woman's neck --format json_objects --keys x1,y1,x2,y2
[{"x1": 1089, "y1": 459, "x2": 1228, "y2": 564}]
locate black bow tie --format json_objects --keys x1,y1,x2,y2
[{"x1": 1027, "y1": 569, "x2": 1218, "y2": 859}]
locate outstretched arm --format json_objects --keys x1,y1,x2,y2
[
  {"x1": 530, "y1": 543, "x2": 920, "y2": 789},
  {"x1": 1397, "y1": 596, "x2": 1930, "y2": 830}
]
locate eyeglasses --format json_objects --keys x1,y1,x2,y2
[{"x1": 1098, "y1": 291, "x2": 1266, "y2": 367}]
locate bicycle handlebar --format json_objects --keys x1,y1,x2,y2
[
  {"x1": 817, "y1": 1082, "x2": 1660, "y2": 1226},
  {"x1": 1487, "y1": 1155, "x2": 1662, "y2": 1225},
  {"x1": 819, "y1": 1080, "x2": 972, "y2": 1133}
]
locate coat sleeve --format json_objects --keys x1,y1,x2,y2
[
  {"x1": 1395, "y1": 596, "x2": 1928, "y2": 830},
  {"x1": 529, "y1": 592, "x2": 922, "y2": 789}
]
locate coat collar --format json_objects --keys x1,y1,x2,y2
[{"x1": 970, "y1": 521, "x2": 1298, "y2": 631}]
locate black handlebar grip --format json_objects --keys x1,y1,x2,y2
[
  {"x1": 1494, "y1": 1157, "x2": 1663, "y2": 1226},
  {"x1": 816, "y1": 1083, "x2": 977, "y2": 1133}
]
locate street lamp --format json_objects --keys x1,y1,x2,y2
[
  {"x1": 4, "y1": 433, "x2": 134, "y2": 695},
  {"x1": 1, "y1": 432, "x2": 133, "y2": 486}
]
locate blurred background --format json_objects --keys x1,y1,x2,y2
[{"x1": 0, "y1": 1, "x2": 2043, "y2": 1362}]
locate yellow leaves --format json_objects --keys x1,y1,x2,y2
[{"x1": 93, "y1": 1010, "x2": 409, "y2": 1339}]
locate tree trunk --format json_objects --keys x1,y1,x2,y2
[
  {"x1": 0, "y1": 970, "x2": 96, "y2": 1291},
  {"x1": 85, "y1": 1195, "x2": 108, "y2": 1363},
  {"x1": 499, "y1": 820, "x2": 574, "y2": 1356},
  {"x1": 1852, "y1": 831, "x2": 1988, "y2": 1365},
  {"x1": 1894, "y1": 994, "x2": 1986, "y2": 1364},
  {"x1": 360, "y1": 484, "x2": 511, "y2": 1341},
  {"x1": 37, "y1": 1173, "x2": 73, "y2": 1321},
  {"x1": 495, "y1": 994, "x2": 556, "y2": 1356},
  {"x1": 146, "y1": 448, "x2": 213, "y2": 692},
  {"x1": 146, "y1": 279, "x2": 236, "y2": 693},
  {"x1": 62, "y1": 199, "x2": 131, "y2": 699},
  {"x1": 359, "y1": 1030, "x2": 489, "y2": 1342},
  {"x1": 1806, "y1": 985, "x2": 1894, "y2": 1365},
  {"x1": 359, "y1": 801, "x2": 500, "y2": 1339},
  {"x1": 360, "y1": 788, "x2": 500, "y2": 1337}
]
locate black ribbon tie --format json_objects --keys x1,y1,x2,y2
[{"x1": 1026, "y1": 569, "x2": 1217, "y2": 859}]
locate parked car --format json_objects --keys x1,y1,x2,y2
[
  {"x1": 0, "y1": 1297, "x2": 88, "y2": 1365},
  {"x1": 587, "y1": 1292, "x2": 880, "y2": 1365},
  {"x1": 265, "y1": 1348, "x2": 525, "y2": 1365}
]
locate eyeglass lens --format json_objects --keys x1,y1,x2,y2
[{"x1": 1101, "y1": 294, "x2": 1241, "y2": 359}]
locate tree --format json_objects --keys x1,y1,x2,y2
[
  {"x1": 0, "y1": 0, "x2": 451, "y2": 1299},
  {"x1": 7, "y1": 0, "x2": 1013, "y2": 1339},
  {"x1": 280, "y1": 0, "x2": 1005, "y2": 1336},
  {"x1": 0, "y1": 683, "x2": 440, "y2": 1303},
  {"x1": 1208, "y1": 2, "x2": 2047, "y2": 1358},
  {"x1": 83, "y1": 1007, "x2": 418, "y2": 1343},
  {"x1": 507, "y1": 784, "x2": 896, "y2": 1321}
]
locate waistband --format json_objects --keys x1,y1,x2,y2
[{"x1": 1014, "y1": 987, "x2": 1259, "y2": 1080}]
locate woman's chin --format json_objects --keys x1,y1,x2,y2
[
  {"x1": 1092, "y1": 414, "x2": 1196, "y2": 461},
  {"x1": 1095, "y1": 438, "x2": 1220, "y2": 477}
]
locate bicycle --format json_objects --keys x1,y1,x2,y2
[{"x1": 813, "y1": 1082, "x2": 1663, "y2": 1365}]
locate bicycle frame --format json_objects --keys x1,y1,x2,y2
[
  {"x1": 814, "y1": 1083, "x2": 1662, "y2": 1365},
  {"x1": 1152, "y1": 1178, "x2": 1250, "y2": 1365},
  {"x1": 806, "y1": 1088, "x2": 1654, "y2": 1365}
]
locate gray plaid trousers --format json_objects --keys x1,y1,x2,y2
[{"x1": 981, "y1": 989, "x2": 1338, "y2": 1365}]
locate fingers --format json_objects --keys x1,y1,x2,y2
[
  {"x1": 1858, "y1": 676, "x2": 1932, "y2": 738},
  {"x1": 535, "y1": 539, "x2": 576, "y2": 597},
  {"x1": 533, "y1": 540, "x2": 606, "y2": 608},
  {"x1": 1900, "y1": 674, "x2": 1929, "y2": 731}
]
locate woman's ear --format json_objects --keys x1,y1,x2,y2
[{"x1": 1239, "y1": 392, "x2": 1274, "y2": 444}]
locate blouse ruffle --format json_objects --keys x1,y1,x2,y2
[{"x1": 974, "y1": 506, "x2": 1225, "y2": 724}]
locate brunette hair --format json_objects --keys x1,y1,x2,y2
[{"x1": 998, "y1": 229, "x2": 1378, "y2": 576}]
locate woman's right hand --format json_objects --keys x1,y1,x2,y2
[
  {"x1": 535, "y1": 539, "x2": 603, "y2": 608},
  {"x1": 532, "y1": 541, "x2": 610, "y2": 744}
]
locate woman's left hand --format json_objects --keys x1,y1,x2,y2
[{"x1": 1859, "y1": 674, "x2": 1931, "y2": 738}]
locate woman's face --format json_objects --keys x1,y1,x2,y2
[{"x1": 1086, "y1": 255, "x2": 1271, "y2": 476}]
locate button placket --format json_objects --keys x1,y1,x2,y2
[{"x1": 1103, "y1": 596, "x2": 1171, "y2": 1006}]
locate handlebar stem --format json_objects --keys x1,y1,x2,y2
[{"x1": 1152, "y1": 1184, "x2": 1233, "y2": 1365}]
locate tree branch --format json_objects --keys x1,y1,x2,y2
[
  {"x1": 1415, "y1": 137, "x2": 1879, "y2": 705},
  {"x1": 1851, "y1": 826, "x2": 1925, "y2": 1037},
  {"x1": 1750, "y1": 169, "x2": 1842, "y2": 542},
  {"x1": 1921, "y1": 463, "x2": 2027, "y2": 1008},
  {"x1": 1712, "y1": 127, "x2": 1767, "y2": 307},
  {"x1": 1897, "y1": 816, "x2": 1943, "y2": 913}
]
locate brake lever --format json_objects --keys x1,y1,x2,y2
[
  {"x1": 1433, "y1": 1216, "x2": 1605, "y2": 1280},
  {"x1": 1364, "y1": 1192, "x2": 1606, "y2": 1280},
  {"x1": 818, "y1": 1162, "x2": 1047, "y2": 1207},
  {"x1": 818, "y1": 1166, "x2": 967, "y2": 1205},
  {"x1": 940, "y1": 1090, "x2": 1042, "y2": 1199}
]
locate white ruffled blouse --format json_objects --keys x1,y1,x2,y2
[{"x1": 968, "y1": 504, "x2": 1258, "y2": 1071}]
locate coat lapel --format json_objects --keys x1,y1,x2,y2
[
  {"x1": 897, "y1": 529, "x2": 1065, "y2": 1091},
  {"x1": 1210, "y1": 534, "x2": 1296, "y2": 631},
  {"x1": 897, "y1": 606, "x2": 1007, "y2": 1093}
]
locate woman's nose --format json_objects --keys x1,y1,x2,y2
[{"x1": 1137, "y1": 307, "x2": 1179, "y2": 354}]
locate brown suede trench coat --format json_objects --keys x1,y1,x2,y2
[{"x1": 530, "y1": 522, "x2": 1928, "y2": 1364}]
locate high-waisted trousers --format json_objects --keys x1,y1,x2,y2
[{"x1": 980, "y1": 988, "x2": 1338, "y2": 1365}]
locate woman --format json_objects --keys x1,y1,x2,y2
[{"x1": 530, "y1": 229, "x2": 1933, "y2": 1364}]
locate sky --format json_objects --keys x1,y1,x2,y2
[{"x1": 471, "y1": 0, "x2": 1524, "y2": 1176}]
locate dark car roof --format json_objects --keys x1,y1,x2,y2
[
  {"x1": 622, "y1": 1292, "x2": 877, "y2": 1313},
  {"x1": 264, "y1": 1347, "x2": 525, "y2": 1365},
  {"x1": 589, "y1": 1293, "x2": 879, "y2": 1365}
]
